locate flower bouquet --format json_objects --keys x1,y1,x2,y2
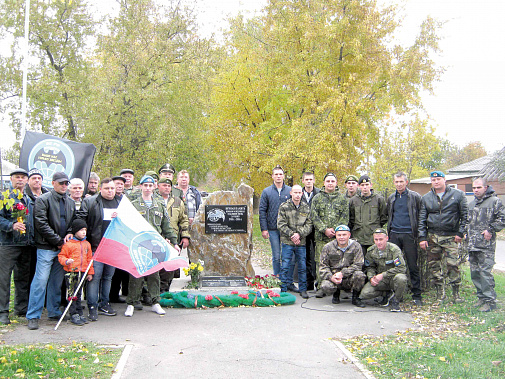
[
  {"x1": 244, "y1": 274, "x2": 281, "y2": 290},
  {"x1": 0, "y1": 189, "x2": 28, "y2": 235},
  {"x1": 183, "y1": 259, "x2": 204, "y2": 289}
]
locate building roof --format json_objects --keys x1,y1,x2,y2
[
  {"x1": 478, "y1": 147, "x2": 505, "y2": 181},
  {"x1": 447, "y1": 155, "x2": 493, "y2": 175}
]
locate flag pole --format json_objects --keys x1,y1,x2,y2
[
  {"x1": 54, "y1": 259, "x2": 94, "y2": 331},
  {"x1": 21, "y1": 0, "x2": 31, "y2": 140}
]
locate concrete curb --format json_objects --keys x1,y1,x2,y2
[
  {"x1": 332, "y1": 339, "x2": 376, "y2": 379},
  {"x1": 111, "y1": 344, "x2": 133, "y2": 379}
]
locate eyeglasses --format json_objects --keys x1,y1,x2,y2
[{"x1": 59, "y1": 181, "x2": 69, "y2": 186}]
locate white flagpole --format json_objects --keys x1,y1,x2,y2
[
  {"x1": 54, "y1": 259, "x2": 94, "y2": 331},
  {"x1": 21, "y1": 0, "x2": 31, "y2": 140}
]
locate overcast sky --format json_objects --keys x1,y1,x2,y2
[{"x1": 1, "y1": 0, "x2": 503, "y2": 156}]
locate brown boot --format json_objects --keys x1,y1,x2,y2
[{"x1": 452, "y1": 286, "x2": 464, "y2": 304}]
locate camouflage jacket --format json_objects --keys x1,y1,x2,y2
[
  {"x1": 165, "y1": 195, "x2": 191, "y2": 241},
  {"x1": 277, "y1": 200, "x2": 312, "y2": 246},
  {"x1": 131, "y1": 196, "x2": 178, "y2": 244},
  {"x1": 310, "y1": 190, "x2": 349, "y2": 244},
  {"x1": 349, "y1": 191, "x2": 387, "y2": 246},
  {"x1": 467, "y1": 186, "x2": 505, "y2": 252},
  {"x1": 364, "y1": 242, "x2": 406, "y2": 280},
  {"x1": 319, "y1": 239, "x2": 364, "y2": 281}
]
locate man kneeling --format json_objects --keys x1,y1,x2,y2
[
  {"x1": 360, "y1": 228, "x2": 408, "y2": 312},
  {"x1": 319, "y1": 225, "x2": 365, "y2": 307}
]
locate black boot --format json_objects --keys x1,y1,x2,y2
[
  {"x1": 352, "y1": 290, "x2": 365, "y2": 308},
  {"x1": 332, "y1": 289, "x2": 340, "y2": 304}
]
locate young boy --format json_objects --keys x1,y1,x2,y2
[{"x1": 58, "y1": 219, "x2": 94, "y2": 326}]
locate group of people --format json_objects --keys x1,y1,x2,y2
[
  {"x1": 0, "y1": 164, "x2": 201, "y2": 328},
  {"x1": 260, "y1": 166, "x2": 505, "y2": 312}
]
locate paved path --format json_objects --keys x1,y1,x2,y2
[
  {"x1": 495, "y1": 241, "x2": 505, "y2": 272},
  {"x1": 1, "y1": 264, "x2": 416, "y2": 378}
]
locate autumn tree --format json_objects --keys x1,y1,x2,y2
[{"x1": 209, "y1": 0, "x2": 443, "y2": 191}]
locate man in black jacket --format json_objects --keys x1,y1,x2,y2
[
  {"x1": 26, "y1": 172, "x2": 75, "y2": 330},
  {"x1": 301, "y1": 171, "x2": 319, "y2": 291},
  {"x1": 387, "y1": 172, "x2": 422, "y2": 305},
  {"x1": 418, "y1": 171, "x2": 468, "y2": 302},
  {"x1": 77, "y1": 178, "x2": 120, "y2": 320}
]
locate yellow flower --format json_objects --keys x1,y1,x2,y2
[{"x1": 198, "y1": 266, "x2": 204, "y2": 272}]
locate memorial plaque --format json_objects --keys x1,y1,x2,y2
[
  {"x1": 201, "y1": 276, "x2": 247, "y2": 288},
  {"x1": 205, "y1": 205, "x2": 248, "y2": 234}
]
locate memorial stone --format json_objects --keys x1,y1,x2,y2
[{"x1": 189, "y1": 183, "x2": 255, "y2": 277}]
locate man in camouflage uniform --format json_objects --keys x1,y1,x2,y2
[
  {"x1": 349, "y1": 175, "x2": 388, "y2": 254},
  {"x1": 310, "y1": 173, "x2": 349, "y2": 297},
  {"x1": 467, "y1": 178, "x2": 505, "y2": 312},
  {"x1": 158, "y1": 163, "x2": 184, "y2": 201},
  {"x1": 277, "y1": 185, "x2": 313, "y2": 299},
  {"x1": 120, "y1": 169, "x2": 135, "y2": 196},
  {"x1": 124, "y1": 175, "x2": 179, "y2": 317},
  {"x1": 157, "y1": 177, "x2": 191, "y2": 293},
  {"x1": 319, "y1": 225, "x2": 365, "y2": 307},
  {"x1": 360, "y1": 228, "x2": 408, "y2": 312},
  {"x1": 419, "y1": 171, "x2": 468, "y2": 303},
  {"x1": 344, "y1": 175, "x2": 359, "y2": 199}
]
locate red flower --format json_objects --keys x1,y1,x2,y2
[
  {"x1": 231, "y1": 290, "x2": 238, "y2": 294},
  {"x1": 271, "y1": 293, "x2": 280, "y2": 297},
  {"x1": 15, "y1": 203, "x2": 26, "y2": 211},
  {"x1": 238, "y1": 294, "x2": 248, "y2": 299},
  {"x1": 205, "y1": 295, "x2": 213, "y2": 301}
]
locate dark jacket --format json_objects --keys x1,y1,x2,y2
[
  {"x1": 386, "y1": 188, "x2": 422, "y2": 239},
  {"x1": 24, "y1": 184, "x2": 49, "y2": 245},
  {"x1": 349, "y1": 191, "x2": 387, "y2": 246},
  {"x1": 301, "y1": 187, "x2": 320, "y2": 206},
  {"x1": 34, "y1": 189, "x2": 75, "y2": 250},
  {"x1": 76, "y1": 194, "x2": 121, "y2": 251},
  {"x1": 467, "y1": 186, "x2": 505, "y2": 252},
  {"x1": 259, "y1": 183, "x2": 292, "y2": 231},
  {"x1": 0, "y1": 187, "x2": 31, "y2": 246},
  {"x1": 418, "y1": 185, "x2": 468, "y2": 241}
]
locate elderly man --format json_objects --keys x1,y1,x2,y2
[
  {"x1": 277, "y1": 185, "x2": 313, "y2": 299},
  {"x1": 112, "y1": 176, "x2": 126, "y2": 199},
  {"x1": 360, "y1": 229, "x2": 408, "y2": 312},
  {"x1": 311, "y1": 173, "x2": 349, "y2": 297},
  {"x1": 0, "y1": 169, "x2": 31, "y2": 324},
  {"x1": 176, "y1": 170, "x2": 202, "y2": 225},
  {"x1": 26, "y1": 172, "x2": 75, "y2": 330},
  {"x1": 419, "y1": 171, "x2": 468, "y2": 302},
  {"x1": 77, "y1": 178, "x2": 121, "y2": 320},
  {"x1": 68, "y1": 178, "x2": 85, "y2": 210},
  {"x1": 120, "y1": 169, "x2": 135, "y2": 195},
  {"x1": 86, "y1": 172, "x2": 100, "y2": 197},
  {"x1": 319, "y1": 225, "x2": 366, "y2": 307},
  {"x1": 386, "y1": 172, "x2": 423, "y2": 306},
  {"x1": 467, "y1": 178, "x2": 505, "y2": 312}
]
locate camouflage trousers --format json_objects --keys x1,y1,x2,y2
[
  {"x1": 426, "y1": 234, "x2": 462, "y2": 287},
  {"x1": 315, "y1": 241, "x2": 331, "y2": 288},
  {"x1": 359, "y1": 274, "x2": 408, "y2": 301},
  {"x1": 321, "y1": 271, "x2": 366, "y2": 295},
  {"x1": 469, "y1": 249, "x2": 496, "y2": 302},
  {"x1": 126, "y1": 272, "x2": 160, "y2": 305}
]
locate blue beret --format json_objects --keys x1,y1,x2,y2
[
  {"x1": 430, "y1": 171, "x2": 445, "y2": 178},
  {"x1": 335, "y1": 225, "x2": 351, "y2": 232},
  {"x1": 139, "y1": 175, "x2": 155, "y2": 184}
]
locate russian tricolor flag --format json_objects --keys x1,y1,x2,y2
[{"x1": 94, "y1": 197, "x2": 188, "y2": 278}]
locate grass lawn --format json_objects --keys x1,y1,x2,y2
[
  {"x1": 342, "y1": 268, "x2": 505, "y2": 378},
  {"x1": 0, "y1": 342, "x2": 122, "y2": 378}
]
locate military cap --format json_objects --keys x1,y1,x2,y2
[
  {"x1": 144, "y1": 171, "x2": 159, "y2": 181},
  {"x1": 120, "y1": 168, "x2": 135, "y2": 175},
  {"x1": 158, "y1": 177, "x2": 172, "y2": 185},
  {"x1": 373, "y1": 228, "x2": 388, "y2": 235},
  {"x1": 139, "y1": 175, "x2": 155, "y2": 184},
  {"x1": 430, "y1": 171, "x2": 445, "y2": 178},
  {"x1": 345, "y1": 175, "x2": 359, "y2": 183},
  {"x1": 323, "y1": 172, "x2": 337, "y2": 180},
  {"x1": 358, "y1": 175, "x2": 371, "y2": 185},
  {"x1": 335, "y1": 225, "x2": 351, "y2": 232},
  {"x1": 10, "y1": 168, "x2": 28, "y2": 177},
  {"x1": 112, "y1": 176, "x2": 126, "y2": 183},
  {"x1": 52, "y1": 172, "x2": 69, "y2": 183},
  {"x1": 28, "y1": 168, "x2": 43, "y2": 179},
  {"x1": 159, "y1": 163, "x2": 176, "y2": 174}
]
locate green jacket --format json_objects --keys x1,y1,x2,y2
[
  {"x1": 165, "y1": 195, "x2": 191, "y2": 240},
  {"x1": 364, "y1": 242, "x2": 406, "y2": 280},
  {"x1": 131, "y1": 196, "x2": 178, "y2": 244},
  {"x1": 310, "y1": 189, "x2": 349, "y2": 244},
  {"x1": 277, "y1": 200, "x2": 312, "y2": 246},
  {"x1": 319, "y1": 239, "x2": 364, "y2": 281},
  {"x1": 349, "y1": 191, "x2": 387, "y2": 246}
]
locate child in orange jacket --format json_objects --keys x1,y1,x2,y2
[{"x1": 58, "y1": 219, "x2": 94, "y2": 326}]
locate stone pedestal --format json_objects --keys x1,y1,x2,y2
[{"x1": 189, "y1": 183, "x2": 255, "y2": 277}]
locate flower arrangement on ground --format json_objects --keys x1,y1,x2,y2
[
  {"x1": 244, "y1": 274, "x2": 281, "y2": 290},
  {"x1": 183, "y1": 259, "x2": 204, "y2": 289},
  {"x1": 0, "y1": 189, "x2": 28, "y2": 235}
]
